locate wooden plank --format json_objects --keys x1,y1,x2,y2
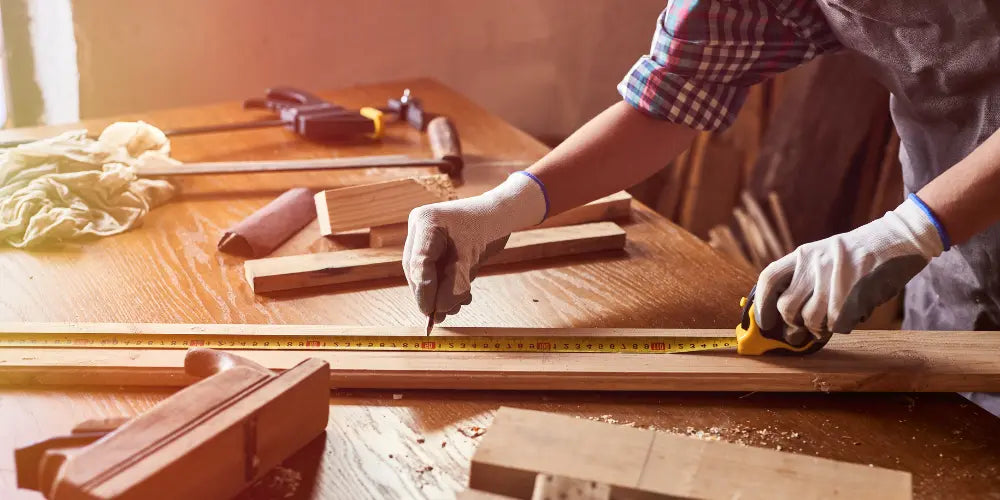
[
  {"x1": 314, "y1": 174, "x2": 455, "y2": 235},
  {"x1": 767, "y1": 191, "x2": 795, "y2": 253},
  {"x1": 741, "y1": 191, "x2": 785, "y2": 261},
  {"x1": 733, "y1": 207, "x2": 768, "y2": 269},
  {"x1": 471, "y1": 408, "x2": 911, "y2": 500},
  {"x1": 678, "y1": 132, "x2": 744, "y2": 239},
  {"x1": 369, "y1": 191, "x2": 633, "y2": 248},
  {"x1": 246, "y1": 221, "x2": 627, "y2": 293},
  {"x1": 653, "y1": 147, "x2": 693, "y2": 220},
  {"x1": 1, "y1": 325, "x2": 999, "y2": 393}
]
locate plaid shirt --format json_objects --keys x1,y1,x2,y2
[{"x1": 619, "y1": 0, "x2": 842, "y2": 131}]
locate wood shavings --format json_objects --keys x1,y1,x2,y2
[
  {"x1": 459, "y1": 426, "x2": 486, "y2": 438},
  {"x1": 244, "y1": 466, "x2": 302, "y2": 499},
  {"x1": 412, "y1": 174, "x2": 457, "y2": 201}
]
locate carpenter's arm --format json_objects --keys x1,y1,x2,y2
[
  {"x1": 918, "y1": 127, "x2": 1000, "y2": 244},
  {"x1": 529, "y1": 101, "x2": 696, "y2": 216}
]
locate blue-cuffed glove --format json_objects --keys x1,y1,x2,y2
[{"x1": 755, "y1": 195, "x2": 947, "y2": 346}]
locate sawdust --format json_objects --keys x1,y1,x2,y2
[
  {"x1": 413, "y1": 174, "x2": 457, "y2": 201},
  {"x1": 573, "y1": 414, "x2": 810, "y2": 453},
  {"x1": 666, "y1": 424, "x2": 808, "y2": 452},
  {"x1": 458, "y1": 426, "x2": 486, "y2": 438},
  {"x1": 244, "y1": 466, "x2": 302, "y2": 499},
  {"x1": 812, "y1": 376, "x2": 832, "y2": 393}
]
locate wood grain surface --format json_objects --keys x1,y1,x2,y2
[{"x1": 0, "y1": 79, "x2": 997, "y2": 499}]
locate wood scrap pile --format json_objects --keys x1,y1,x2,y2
[
  {"x1": 631, "y1": 53, "x2": 904, "y2": 265},
  {"x1": 222, "y1": 170, "x2": 635, "y2": 294}
]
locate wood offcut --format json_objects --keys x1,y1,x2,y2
[{"x1": 314, "y1": 174, "x2": 456, "y2": 235}]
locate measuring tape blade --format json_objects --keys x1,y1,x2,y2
[{"x1": 0, "y1": 333, "x2": 736, "y2": 354}]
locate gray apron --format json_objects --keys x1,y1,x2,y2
[
  {"x1": 814, "y1": 0, "x2": 1000, "y2": 330},
  {"x1": 814, "y1": 0, "x2": 1000, "y2": 414}
]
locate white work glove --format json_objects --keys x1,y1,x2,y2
[
  {"x1": 403, "y1": 172, "x2": 548, "y2": 323},
  {"x1": 755, "y1": 194, "x2": 947, "y2": 346}
]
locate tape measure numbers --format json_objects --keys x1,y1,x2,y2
[{"x1": 0, "y1": 333, "x2": 736, "y2": 354}]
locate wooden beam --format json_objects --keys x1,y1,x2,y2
[
  {"x1": 1, "y1": 324, "x2": 999, "y2": 393},
  {"x1": 314, "y1": 174, "x2": 455, "y2": 235},
  {"x1": 246, "y1": 222, "x2": 627, "y2": 293},
  {"x1": 369, "y1": 191, "x2": 632, "y2": 248},
  {"x1": 470, "y1": 408, "x2": 911, "y2": 499}
]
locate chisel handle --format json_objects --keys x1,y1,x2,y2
[{"x1": 427, "y1": 116, "x2": 463, "y2": 176}]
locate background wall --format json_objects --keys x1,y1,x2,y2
[{"x1": 70, "y1": 0, "x2": 666, "y2": 139}]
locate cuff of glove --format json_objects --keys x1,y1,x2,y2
[
  {"x1": 894, "y1": 195, "x2": 949, "y2": 257},
  {"x1": 480, "y1": 171, "x2": 549, "y2": 234},
  {"x1": 906, "y1": 193, "x2": 951, "y2": 250}
]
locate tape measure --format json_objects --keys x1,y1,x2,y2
[{"x1": 0, "y1": 333, "x2": 735, "y2": 354}]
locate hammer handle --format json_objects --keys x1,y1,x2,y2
[{"x1": 427, "y1": 116, "x2": 463, "y2": 175}]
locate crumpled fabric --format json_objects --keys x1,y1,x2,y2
[{"x1": 0, "y1": 121, "x2": 178, "y2": 248}]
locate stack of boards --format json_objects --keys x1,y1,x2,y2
[{"x1": 244, "y1": 174, "x2": 634, "y2": 293}]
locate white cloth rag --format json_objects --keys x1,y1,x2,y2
[{"x1": 0, "y1": 121, "x2": 178, "y2": 248}]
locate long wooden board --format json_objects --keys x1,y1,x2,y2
[
  {"x1": 314, "y1": 174, "x2": 455, "y2": 235},
  {"x1": 245, "y1": 222, "x2": 627, "y2": 293},
  {"x1": 470, "y1": 407, "x2": 911, "y2": 499},
  {"x1": 369, "y1": 191, "x2": 632, "y2": 248},
  {"x1": 0, "y1": 324, "x2": 998, "y2": 392}
]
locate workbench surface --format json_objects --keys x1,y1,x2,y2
[{"x1": 1, "y1": 79, "x2": 997, "y2": 499}]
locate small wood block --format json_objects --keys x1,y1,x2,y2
[
  {"x1": 246, "y1": 222, "x2": 627, "y2": 293},
  {"x1": 314, "y1": 174, "x2": 455, "y2": 235},
  {"x1": 369, "y1": 191, "x2": 632, "y2": 248},
  {"x1": 471, "y1": 408, "x2": 911, "y2": 500}
]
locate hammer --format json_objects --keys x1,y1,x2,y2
[{"x1": 136, "y1": 116, "x2": 464, "y2": 177}]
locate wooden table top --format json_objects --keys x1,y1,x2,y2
[{"x1": 0, "y1": 79, "x2": 997, "y2": 499}]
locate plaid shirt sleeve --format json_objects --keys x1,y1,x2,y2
[{"x1": 619, "y1": 0, "x2": 842, "y2": 131}]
